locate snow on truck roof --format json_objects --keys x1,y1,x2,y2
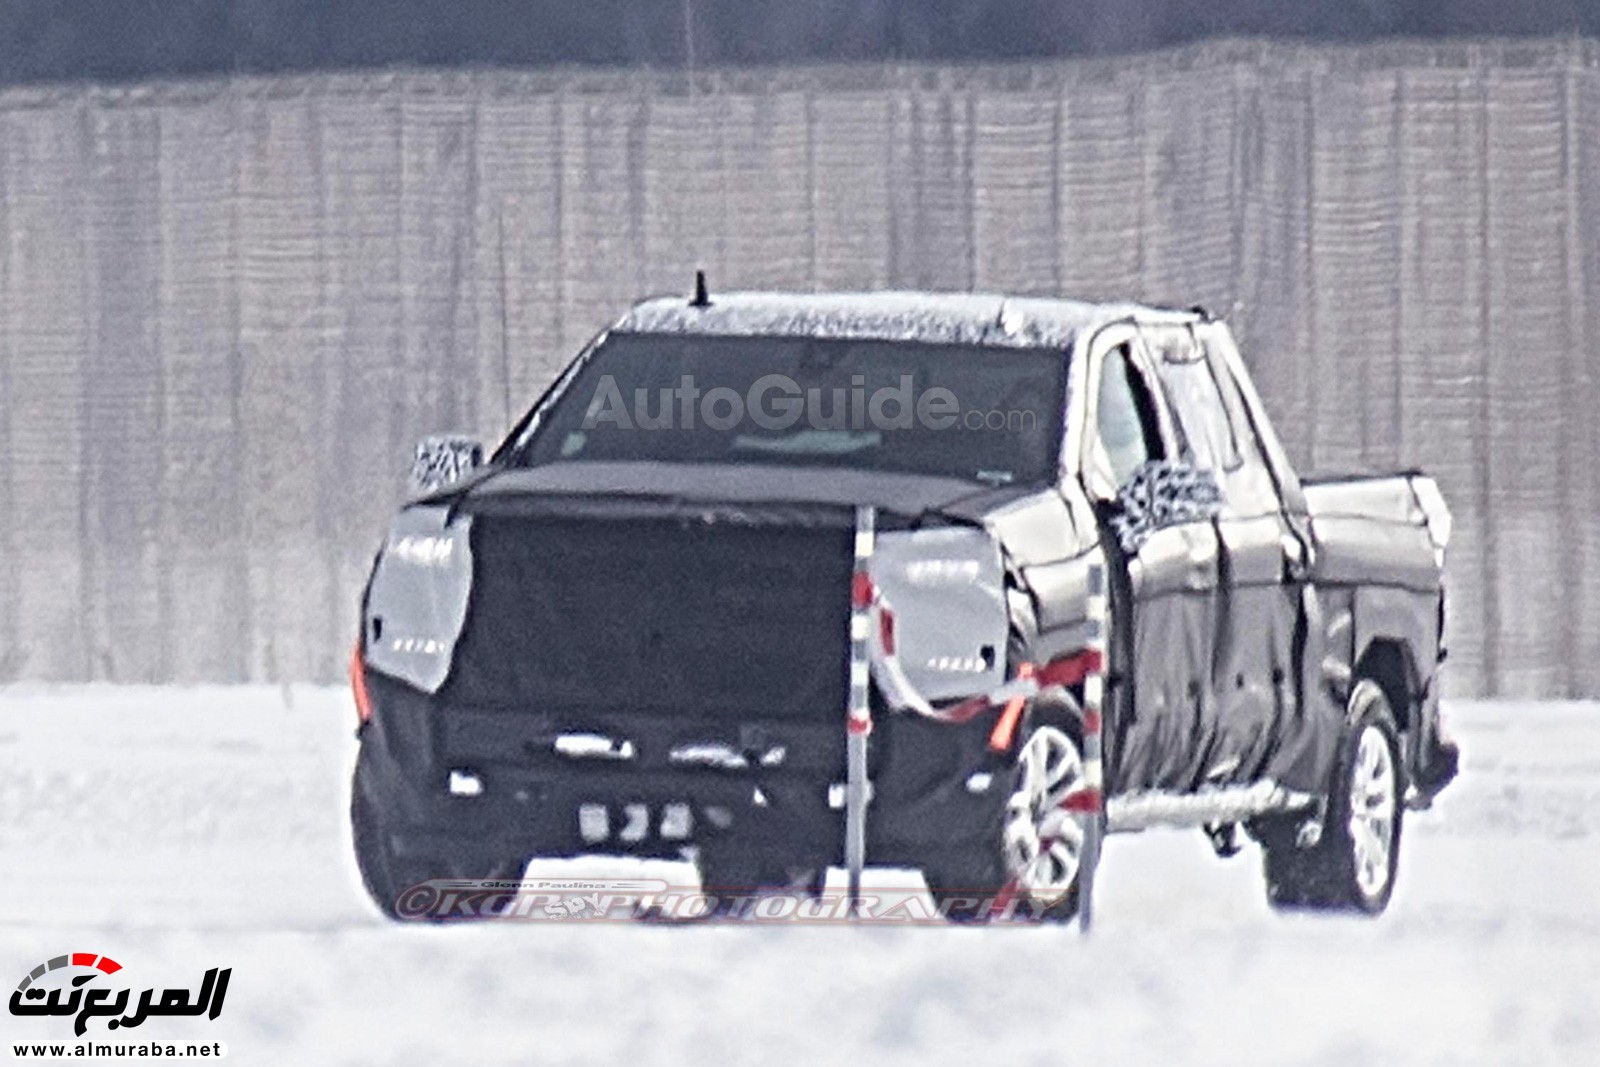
[{"x1": 613, "y1": 290, "x2": 1202, "y2": 350}]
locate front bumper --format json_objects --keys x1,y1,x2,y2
[{"x1": 355, "y1": 669, "x2": 1012, "y2": 869}]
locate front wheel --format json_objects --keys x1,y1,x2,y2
[
  {"x1": 923, "y1": 709, "x2": 1091, "y2": 924},
  {"x1": 695, "y1": 847, "x2": 825, "y2": 918},
  {"x1": 1261, "y1": 678, "x2": 1404, "y2": 914},
  {"x1": 350, "y1": 755, "x2": 524, "y2": 921}
]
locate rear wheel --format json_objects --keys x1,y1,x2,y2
[
  {"x1": 923, "y1": 708, "x2": 1090, "y2": 924},
  {"x1": 1261, "y1": 679, "x2": 1404, "y2": 914}
]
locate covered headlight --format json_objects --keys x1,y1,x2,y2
[
  {"x1": 869, "y1": 525, "x2": 1009, "y2": 702},
  {"x1": 362, "y1": 506, "x2": 474, "y2": 693}
]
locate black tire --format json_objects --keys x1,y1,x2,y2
[
  {"x1": 350, "y1": 783, "x2": 417, "y2": 920},
  {"x1": 922, "y1": 703, "x2": 1087, "y2": 925},
  {"x1": 350, "y1": 759, "x2": 524, "y2": 921},
  {"x1": 695, "y1": 847, "x2": 825, "y2": 918},
  {"x1": 1261, "y1": 679, "x2": 1405, "y2": 914},
  {"x1": 924, "y1": 858, "x2": 1079, "y2": 924}
]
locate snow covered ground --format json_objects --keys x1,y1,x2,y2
[{"x1": 2, "y1": 687, "x2": 1597, "y2": 1065}]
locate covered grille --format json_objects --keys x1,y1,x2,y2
[{"x1": 441, "y1": 513, "x2": 854, "y2": 721}]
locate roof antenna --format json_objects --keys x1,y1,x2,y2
[{"x1": 690, "y1": 269, "x2": 712, "y2": 308}]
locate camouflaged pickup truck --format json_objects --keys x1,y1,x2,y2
[{"x1": 350, "y1": 288, "x2": 1458, "y2": 922}]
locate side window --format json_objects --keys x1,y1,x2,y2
[
  {"x1": 1205, "y1": 341, "x2": 1281, "y2": 515},
  {"x1": 1093, "y1": 345, "x2": 1163, "y2": 490},
  {"x1": 1210, "y1": 360, "x2": 1269, "y2": 473},
  {"x1": 1149, "y1": 329, "x2": 1241, "y2": 473}
]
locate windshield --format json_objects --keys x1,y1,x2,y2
[{"x1": 508, "y1": 333, "x2": 1067, "y2": 486}]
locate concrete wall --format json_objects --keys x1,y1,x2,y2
[{"x1": 2, "y1": 38, "x2": 1597, "y2": 695}]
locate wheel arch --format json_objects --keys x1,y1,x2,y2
[
  {"x1": 1352, "y1": 637, "x2": 1417, "y2": 735},
  {"x1": 1025, "y1": 684, "x2": 1088, "y2": 747}
]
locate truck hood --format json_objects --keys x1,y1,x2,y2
[{"x1": 448, "y1": 461, "x2": 1035, "y2": 523}]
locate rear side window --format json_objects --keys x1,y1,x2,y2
[
  {"x1": 1202, "y1": 336, "x2": 1281, "y2": 515},
  {"x1": 1150, "y1": 331, "x2": 1241, "y2": 473},
  {"x1": 1209, "y1": 358, "x2": 1270, "y2": 475}
]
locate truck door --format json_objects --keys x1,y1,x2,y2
[
  {"x1": 1082, "y1": 327, "x2": 1219, "y2": 793},
  {"x1": 1144, "y1": 322, "x2": 1306, "y2": 789}
]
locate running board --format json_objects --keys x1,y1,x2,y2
[{"x1": 1106, "y1": 781, "x2": 1316, "y2": 833}]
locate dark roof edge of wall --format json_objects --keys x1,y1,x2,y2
[{"x1": 2, "y1": 33, "x2": 1597, "y2": 115}]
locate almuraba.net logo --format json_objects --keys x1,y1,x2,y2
[{"x1": 9, "y1": 952, "x2": 229, "y2": 1038}]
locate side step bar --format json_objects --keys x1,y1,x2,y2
[{"x1": 1107, "y1": 781, "x2": 1316, "y2": 833}]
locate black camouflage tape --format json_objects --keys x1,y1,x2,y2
[
  {"x1": 411, "y1": 435, "x2": 484, "y2": 495},
  {"x1": 1110, "y1": 460, "x2": 1224, "y2": 554}
]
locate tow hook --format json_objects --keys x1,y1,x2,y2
[{"x1": 1204, "y1": 822, "x2": 1242, "y2": 858}]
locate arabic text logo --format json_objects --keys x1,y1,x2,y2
[{"x1": 9, "y1": 952, "x2": 230, "y2": 1037}]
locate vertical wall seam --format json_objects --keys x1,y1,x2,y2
[{"x1": 1477, "y1": 66, "x2": 1499, "y2": 693}]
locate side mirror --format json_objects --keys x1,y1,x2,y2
[
  {"x1": 1110, "y1": 460, "x2": 1222, "y2": 553},
  {"x1": 410, "y1": 434, "x2": 484, "y2": 496}
]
